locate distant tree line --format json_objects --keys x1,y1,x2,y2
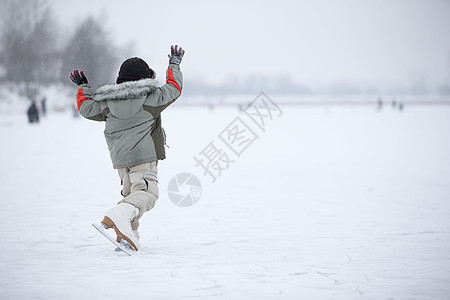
[
  {"x1": 0, "y1": 0, "x2": 122, "y2": 98},
  {"x1": 183, "y1": 76, "x2": 450, "y2": 96}
]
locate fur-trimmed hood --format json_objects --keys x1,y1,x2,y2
[
  {"x1": 93, "y1": 78, "x2": 159, "y2": 119},
  {"x1": 93, "y1": 78, "x2": 159, "y2": 101}
]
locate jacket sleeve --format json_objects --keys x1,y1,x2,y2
[
  {"x1": 76, "y1": 83, "x2": 107, "y2": 122},
  {"x1": 143, "y1": 64, "x2": 183, "y2": 116}
]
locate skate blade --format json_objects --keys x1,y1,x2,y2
[
  {"x1": 92, "y1": 223, "x2": 134, "y2": 256},
  {"x1": 101, "y1": 216, "x2": 139, "y2": 251},
  {"x1": 120, "y1": 239, "x2": 137, "y2": 252}
]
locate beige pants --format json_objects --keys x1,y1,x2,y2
[{"x1": 117, "y1": 161, "x2": 159, "y2": 230}]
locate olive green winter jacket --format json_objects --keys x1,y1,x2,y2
[{"x1": 76, "y1": 64, "x2": 183, "y2": 169}]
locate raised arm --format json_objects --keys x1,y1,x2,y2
[
  {"x1": 70, "y1": 70, "x2": 106, "y2": 121},
  {"x1": 143, "y1": 45, "x2": 185, "y2": 115}
]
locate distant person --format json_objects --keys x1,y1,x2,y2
[
  {"x1": 70, "y1": 45, "x2": 184, "y2": 252},
  {"x1": 27, "y1": 101, "x2": 39, "y2": 123},
  {"x1": 41, "y1": 97, "x2": 47, "y2": 117},
  {"x1": 377, "y1": 97, "x2": 383, "y2": 110}
]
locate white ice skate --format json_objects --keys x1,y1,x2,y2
[{"x1": 102, "y1": 203, "x2": 141, "y2": 251}]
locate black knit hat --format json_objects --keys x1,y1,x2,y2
[{"x1": 116, "y1": 57, "x2": 154, "y2": 84}]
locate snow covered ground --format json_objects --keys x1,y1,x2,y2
[{"x1": 1, "y1": 101, "x2": 449, "y2": 299}]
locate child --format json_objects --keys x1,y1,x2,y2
[{"x1": 70, "y1": 45, "x2": 185, "y2": 251}]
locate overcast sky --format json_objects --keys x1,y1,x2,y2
[{"x1": 52, "y1": 0, "x2": 450, "y2": 88}]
